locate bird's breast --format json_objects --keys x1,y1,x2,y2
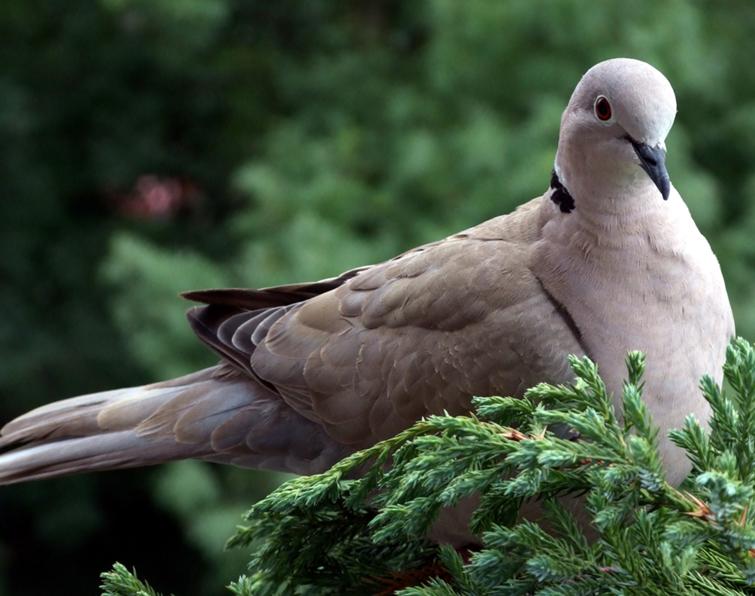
[{"x1": 533, "y1": 203, "x2": 733, "y2": 483}]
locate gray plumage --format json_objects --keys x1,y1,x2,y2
[{"x1": 0, "y1": 58, "x2": 734, "y2": 489}]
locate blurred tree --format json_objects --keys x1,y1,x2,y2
[{"x1": 0, "y1": 0, "x2": 753, "y2": 594}]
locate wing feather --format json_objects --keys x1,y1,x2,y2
[{"x1": 185, "y1": 197, "x2": 585, "y2": 447}]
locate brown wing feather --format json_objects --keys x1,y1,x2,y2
[
  {"x1": 184, "y1": 268, "x2": 370, "y2": 376},
  {"x1": 251, "y1": 237, "x2": 585, "y2": 445},
  {"x1": 183, "y1": 197, "x2": 585, "y2": 449}
]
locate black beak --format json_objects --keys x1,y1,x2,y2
[{"x1": 629, "y1": 138, "x2": 670, "y2": 200}]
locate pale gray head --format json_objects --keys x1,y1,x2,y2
[{"x1": 555, "y1": 58, "x2": 677, "y2": 206}]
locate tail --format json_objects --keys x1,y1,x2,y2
[
  {"x1": 0, "y1": 368, "x2": 223, "y2": 484},
  {"x1": 0, "y1": 368, "x2": 344, "y2": 484}
]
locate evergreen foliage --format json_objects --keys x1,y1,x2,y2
[
  {"x1": 103, "y1": 338, "x2": 755, "y2": 594},
  {"x1": 101, "y1": 563, "x2": 165, "y2": 596}
]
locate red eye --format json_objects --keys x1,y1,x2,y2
[{"x1": 594, "y1": 96, "x2": 612, "y2": 121}]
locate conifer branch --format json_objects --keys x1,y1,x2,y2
[{"x1": 100, "y1": 563, "x2": 166, "y2": 596}]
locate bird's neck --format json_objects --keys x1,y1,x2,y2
[
  {"x1": 539, "y1": 181, "x2": 696, "y2": 268},
  {"x1": 554, "y1": 152, "x2": 665, "y2": 219}
]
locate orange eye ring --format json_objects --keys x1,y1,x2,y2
[{"x1": 594, "y1": 96, "x2": 612, "y2": 121}]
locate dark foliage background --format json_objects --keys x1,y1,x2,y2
[{"x1": 0, "y1": 1, "x2": 754, "y2": 594}]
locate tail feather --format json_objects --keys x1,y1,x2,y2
[
  {"x1": 0, "y1": 367, "x2": 348, "y2": 484},
  {"x1": 0, "y1": 368, "x2": 214, "y2": 449},
  {"x1": 0, "y1": 431, "x2": 205, "y2": 484},
  {"x1": 0, "y1": 368, "x2": 229, "y2": 485}
]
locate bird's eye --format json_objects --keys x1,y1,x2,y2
[{"x1": 594, "y1": 96, "x2": 612, "y2": 122}]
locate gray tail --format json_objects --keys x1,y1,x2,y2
[
  {"x1": 0, "y1": 367, "x2": 347, "y2": 484},
  {"x1": 0, "y1": 368, "x2": 231, "y2": 484}
]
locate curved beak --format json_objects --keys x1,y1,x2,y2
[{"x1": 629, "y1": 139, "x2": 670, "y2": 200}]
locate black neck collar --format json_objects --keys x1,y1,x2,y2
[{"x1": 550, "y1": 170, "x2": 575, "y2": 213}]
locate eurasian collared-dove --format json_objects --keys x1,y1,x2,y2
[{"x1": 0, "y1": 58, "x2": 734, "y2": 489}]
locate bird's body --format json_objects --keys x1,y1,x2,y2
[{"x1": 0, "y1": 58, "x2": 734, "y2": 488}]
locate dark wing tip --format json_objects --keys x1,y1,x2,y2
[
  {"x1": 181, "y1": 289, "x2": 224, "y2": 303},
  {"x1": 180, "y1": 287, "x2": 313, "y2": 310}
]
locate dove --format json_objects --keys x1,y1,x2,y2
[{"x1": 0, "y1": 58, "x2": 733, "y2": 489}]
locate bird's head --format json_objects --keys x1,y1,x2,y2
[{"x1": 555, "y1": 58, "x2": 677, "y2": 207}]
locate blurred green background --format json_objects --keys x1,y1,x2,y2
[{"x1": 1, "y1": 0, "x2": 754, "y2": 594}]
